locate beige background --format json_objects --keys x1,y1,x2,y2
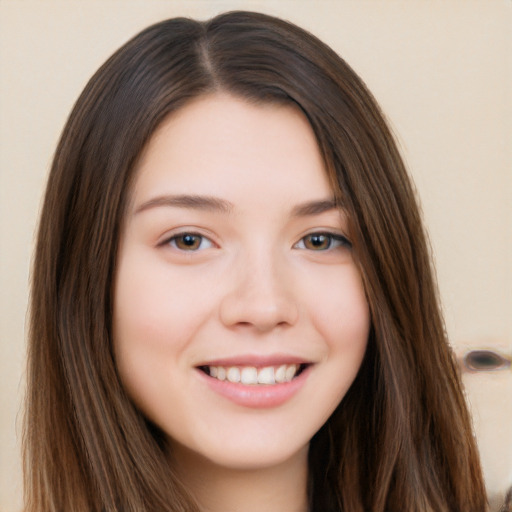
[{"x1": 1, "y1": 1, "x2": 510, "y2": 510}]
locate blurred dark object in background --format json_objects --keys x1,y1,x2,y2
[
  {"x1": 460, "y1": 349, "x2": 511, "y2": 373},
  {"x1": 498, "y1": 486, "x2": 512, "y2": 512}
]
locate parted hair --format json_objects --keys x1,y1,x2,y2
[{"x1": 24, "y1": 11, "x2": 486, "y2": 512}]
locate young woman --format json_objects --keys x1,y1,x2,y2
[{"x1": 24, "y1": 11, "x2": 487, "y2": 512}]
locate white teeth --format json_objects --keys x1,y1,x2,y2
[
  {"x1": 257, "y1": 366, "x2": 275, "y2": 385},
  {"x1": 206, "y1": 364, "x2": 301, "y2": 386},
  {"x1": 275, "y1": 364, "x2": 287, "y2": 383},
  {"x1": 227, "y1": 367, "x2": 241, "y2": 383},
  {"x1": 285, "y1": 365, "x2": 297, "y2": 382},
  {"x1": 240, "y1": 367, "x2": 258, "y2": 385}
]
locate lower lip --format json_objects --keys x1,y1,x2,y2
[{"x1": 197, "y1": 366, "x2": 311, "y2": 409}]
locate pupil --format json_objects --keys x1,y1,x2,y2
[
  {"x1": 177, "y1": 234, "x2": 200, "y2": 249},
  {"x1": 310, "y1": 234, "x2": 328, "y2": 248},
  {"x1": 183, "y1": 235, "x2": 196, "y2": 246}
]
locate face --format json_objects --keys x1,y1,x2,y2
[{"x1": 113, "y1": 93, "x2": 370, "y2": 472}]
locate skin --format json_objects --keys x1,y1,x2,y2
[{"x1": 113, "y1": 93, "x2": 370, "y2": 512}]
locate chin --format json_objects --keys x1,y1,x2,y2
[{"x1": 169, "y1": 433, "x2": 310, "y2": 473}]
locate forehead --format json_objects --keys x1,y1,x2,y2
[{"x1": 131, "y1": 93, "x2": 332, "y2": 207}]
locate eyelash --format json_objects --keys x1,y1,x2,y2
[
  {"x1": 294, "y1": 232, "x2": 352, "y2": 251},
  {"x1": 162, "y1": 231, "x2": 351, "y2": 252},
  {"x1": 163, "y1": 232, "x2": 214, "y2": 251}
]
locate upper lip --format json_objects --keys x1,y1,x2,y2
[{"x1": 195, "y1": 354, "x2": 312, "y2": 368}]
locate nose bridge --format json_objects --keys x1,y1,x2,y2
[{"x1": 219, "y1": 243, "x2": 298, "y2": 331}]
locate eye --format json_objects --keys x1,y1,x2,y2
[
  {"x1": 165, "y1": 232, "x2": 214, "y2": 251},
  {"x1": 294, "y1": 232, "x2": 351, "y2": 251}
]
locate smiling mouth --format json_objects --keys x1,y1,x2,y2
[{"x1": 198, "y1": 363, "x2": 309, "y2": 386}]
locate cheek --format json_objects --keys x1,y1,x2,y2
[
  {"x1": 111, "y1": 251, "x2": 215, "y2": 402},
  {"x1": 113, "y1": 250, "x2": 211, "y2": 350},
  {"x1": 303, "y1": 264, "x2": 370, "y2": 353},
  {"x1": 295, "y1": 266, "x2": 369, "y2": 429},
  {"x1": 113, "y1": 270, "x2": 179, "y2": 357}
]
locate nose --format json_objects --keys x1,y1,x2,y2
[{"x1": 219, "y1": 251, "x2": 299, "y2": 332}]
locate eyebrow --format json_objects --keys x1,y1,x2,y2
[
  {"x1": 290, "y1": 199, "x2": 339, "y2": 217},
  {"x1": 134, "y1": 194, "x2": 234, "y2": 215},
  {"x1": 134, "y1": 194, "x2": 340, "y2": 217}
]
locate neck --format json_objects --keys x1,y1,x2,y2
[{"x1": 172, "y1": 444, "x2": 309, "y2": 512}]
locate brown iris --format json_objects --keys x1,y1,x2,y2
[
  {"x1": 303, "y1": 234, "x2": 332, "y2": 250},
  {"x1": 174, "y1": 234, "x2": 202, "y2": 250}
]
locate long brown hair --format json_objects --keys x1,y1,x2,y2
[{"x1": 24, "y1": 11, "x2": 486, "y2": 511}]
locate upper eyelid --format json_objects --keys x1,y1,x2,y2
[
  {"x1": 156, "y1": 228, "x2": 350, "y2": 247},
  {"x1": 169, "y1": 233, "x2": 214, "y2": 251},
  {"x1": 158, "y1": 228, "x2": 217, "y2": 247},
  {"x1": 294, "y1": 231, "x2": 352, "y2": 250},
  {"x1": 298, "y1": 229, "x2": 351, "y2": 242}
]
